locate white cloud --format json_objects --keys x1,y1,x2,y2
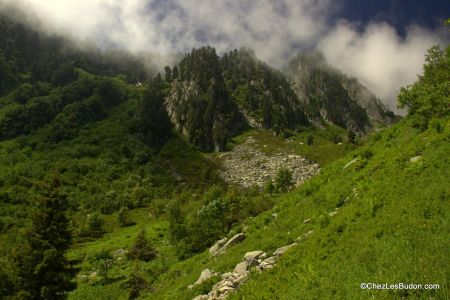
[
  {"x1": 0, "y1": 0, "x2": 446, "y2": 111},
  {"x1": 319, "y1": 22, "x2": 443, "y2": 111}
]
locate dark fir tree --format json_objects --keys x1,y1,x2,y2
[
  {"x1": 164, "y1": 66, "x2": 172, "y2": 82},
  {"x1": 347, "y1": 130, "x2": 356, "y2": 144},
  {"x1": 128, "y1": 229, "x2": 158, "y2": 262},
  {"x1": 138, "y1": 76, "x2": 172, "y2": 147},
  {"x1": 13, "y1": 176, "x2": 75, "y2": 299}
]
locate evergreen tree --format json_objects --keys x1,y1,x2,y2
[
  {"x1": 347, "y1": 130, "x2": 356, "y2": 144},
  {"x1": 172, "y1": 66, "x2": 179, "y2": 80},
  {"x1": 128, "y1": 229, "x2": 158, "y2": 262},
  {"x1": 13, "y1": 176, "x2": 75, "y2": 299},
  {"x1": 275, "y1": 168, "x2": 293, "y2": 192},
  {"x1": 164, "y1": 66, "x2": 172, "y2": 82},
  {"x1": 138, "y1": 77, "x2": 172, "y2": 147}
]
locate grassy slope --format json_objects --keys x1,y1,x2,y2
[
  {"x1": 228, "y1": 117, "x2": 450, "y2": 299},
  {"x1": 67, "y1": 117, "x2": 449, "y2": 300},
  {"x1": 225, "y1": 124, "x2": 356, "y2": 167}
]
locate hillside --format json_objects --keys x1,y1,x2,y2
[
  {"x1": 0, "y1": 8, "x2": 448, "y2": 300},
  {"x1": 286, "y1": 52, "x2": 397, "y2": 132}
]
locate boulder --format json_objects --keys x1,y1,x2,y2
[
  {"x1": 273, "y1": 243, "x2": 298, "y2": 257},
  {"x1": 192, "y1": 295, "x2": 209, "y2": 300},
  {"x1": 209, "y1": 237, "x2": 228, "y2": 255},
  {"x1": 213, "y1": 233, "x2": 245, "y2": 256},
  {"x1": 111, "y1": 248, "x2": 128, "y2": 259},
  {"x1": 194, "y1": 268, "x2": 215, "y2": 285},
  {"x1": 234, "y1": 262, "x2": 248, "y2": 275},
  {"x1": 244, "y1": 250, "x2": 265, "y2": 262}
]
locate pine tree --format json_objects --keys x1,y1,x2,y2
[
  {"x1": 13, "y1": 176, "x2": 75, "y2": 299},
  {"x1": 128, "y1": 229, "x2": 158, "y2": 262},
  {"x1": 138, "y1": 77, "x2": 172, "y2": 147}
]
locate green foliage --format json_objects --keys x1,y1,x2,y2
[
  {"x1": 117, "y1": 207, "x2": 134, "y2": 227},
  {"x1": 347, "y1": 130, "x2": 356, "y2": 144},
  {"x1": 137, "y1": 76, "x2": 172, "y2": 147},
  {"x1": 123, "y1": 269, "x2": 152, "y2": 299},
  {"x1": 12, "y1": 176, "x2": 75, "y2": 299},
  {"x1": 264, "y1": 179, "x2": 275, "y2": 196},
  {"x1": 307, "y1": 134, "x2": 314, "y2": 145},
  {"x1": 287, "y1": 52, "x2": 371, "y2": 131},
  {"x1": 173, "y1": 46, "x2": 245, "y2": 151},
  {"x1": 222, "y1": 48, "x2": 308, "y2": 132},
  {"x1": 275, "y1": 168, "x2": 293, "y2": 192},
  {"x1": 128, "y1": 229, "x2": 158, "y2": 262},
  {"x1": 398, "y1": 45, "x2": 450, "y2": 118},
  {"x1": 98, "y1": 258, "x2": 113, "y2": 282}
]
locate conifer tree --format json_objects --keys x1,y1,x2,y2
[{"x1": 14, "y1": 176, "x2": 75, "y2": 299}]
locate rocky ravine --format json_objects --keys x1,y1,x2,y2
[{"x1": 213, "y1": 136, "x2": 320, "y2": 188}]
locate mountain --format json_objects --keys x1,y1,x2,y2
[
  {"x1": 285, "y1": 52, "x2": 397, "y2": 132},
  {"x1": 164, "y1": 47, "x2": 245, "y2": 152},
  {"x1": 1, "y1": 10, "x2": 447, "y2": 300},
  {"x1": 221, "y1": 49, "x2": 309, "y2": 132}
]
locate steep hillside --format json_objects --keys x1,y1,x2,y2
[
  {"x1": 221, "y1": 49, "x2": 308, "y2": 132},
  {"x1": 286, "y1": 52, "x2": 397, "y2": 132},
  {"x1": 165, "y1": 47, "x2": 245, "y2": 152}
]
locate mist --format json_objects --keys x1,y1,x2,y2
[{"x1": 1, "y1": 0, "x2": 447, "y2": 111}]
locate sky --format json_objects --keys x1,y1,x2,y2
[{"x1": 0, "y1": 0, "x2": 448, "y2": 112}]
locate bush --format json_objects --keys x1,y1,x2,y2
[
  {"x1": 264, "y1": 179, "x2": 275, "y2": 196},
  {"x1": 118, "y1": 207, "x2": 134, "y2": 227},
  {"x1": 128, "y1": 229, "x2": 158, "y2": 262},
  {"x1": 124, "y1": 270, "x2": 152, "y2": 299},
  {"x1": 275, "y1": 168, "x2": 293, "y2": 192}
]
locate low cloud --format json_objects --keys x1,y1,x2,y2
[
  {"x1": 319, "y1": 22, "x2": 443, "y2": 111},
  {"x1": 0, "y1": 0, "x2": 447, "y2": 111}
]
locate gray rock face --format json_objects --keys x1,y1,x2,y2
[
  {"x1": 209, "y1": 238, "x2": 228, "y2": 255},
  {"x1": 285, "y1": 52, "x2": 397, "y2": 133},
  {"x1": 195, "y1": 268, "x2": 214, "y2": 285},
  {"x1": 233, "y1": 262, "x2": 248, "y2": 276},
  {"x1": 212, "y1": 233, "x2": 245, "y2": 256},
  {"x1": 244, "y1": 250, "x2": 266, "y2": 262},
  {"x1": 274, "y1": 243, "x2": 298, "y2": 257},
  {"x1": 214, "y1": 136, "x2": 320, "y2": 188}
]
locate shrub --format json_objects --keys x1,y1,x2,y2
[
  {"x1": 128, "y1": 229, "x2": 158, "y2": 262},
  {"x1": 118, "y1": 207, "x2": 134, "y2": 227},
  {"x1": 275, "y1": 168, "x2": 293, "y2": 192},
  {"x1": 124, "y1": 270, "x2": 152, "y2": 299},
  {"x1": 264, "y1": 179, "x2": 275, "y2": 196}
]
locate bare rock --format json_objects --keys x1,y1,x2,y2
[
  {"x1": 410, "y1": 156, "x2": 422, "y2": 163},
  {"x1": 274, "y1": 243, "x2": 298, "y2": 257},
  {"x1": 214, "y1": 233, "x2": 245, "y2": 256},
  {"x1": 209, "y1": 237, "x2": 228, "y2": 255},
  {"x1": 234, "y1": 262, "x2": 248, "y2": 276},
  {"x1": 244, "y1": 250, "x2": 265, "y2": 262},
  {"x1": 194, "y1": 268, "x2": 215, "y2": 285}
]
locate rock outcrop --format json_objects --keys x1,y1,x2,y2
[
  {"x1": 192, "y1": 230, "x2": 315, "y2": 300},
  {"x1": 211, "y1": 233, "x2": 246, "y2": 256}
]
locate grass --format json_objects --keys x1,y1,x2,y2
[
  {"x1": 225, "y1": 124, "x2": 356, "y2": 166},
  {"x1": 66, "y1": 116, "x2": 449, "y2": 299}
]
